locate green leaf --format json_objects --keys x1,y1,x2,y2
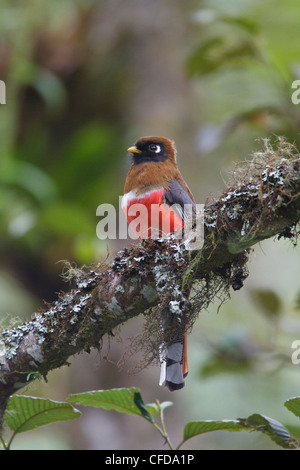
[
  {"x1": 5, "y1": 395, "x2": 80, "y2": 435},
  {"x1": 183, "y1": 419, "x2": 245, "y2": 442},
  {"x1": 284, "y1": 424, "x2": 300, "y2": 441},
  {"x1": 133, "y1": 391, "x2": 154, "y2": 423},
  {"x1": 250, "y1": 289, "x2": 282, "y2": 317},
  {"x1": 144, "y1": 403, "x2": 159, "y2": 416},
  {"x1": 68, "y1": 387, "x2": 151, "y2": 420},
  {"x1": 285, "y1": 397, "x2": 300, "y2": 418},
  {"x1": 146, "y1": 401, "x2": 173, "y2": 417},
  {"x1": 240, "y1": 414, "x2": 294, "y2": 449},
  {"x1": 187, "y1": 36, "x2": 258, "y2": 77},
  {"x1": 222, "y1": 16, "x2": 260, "y2": 35},
  {"x1": 180, "y1": 414, "x2": 296, "y2": 449},
  {"x1": 159, "y1": 401, "x2": 173, "y2": 411}
]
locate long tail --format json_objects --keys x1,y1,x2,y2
[{"x1": 159, "y1": 327, "x2": 188, "y2": 391}]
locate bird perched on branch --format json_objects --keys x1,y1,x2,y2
[{"x1": 122, "y1": 136, "x2": 196, "y2": 391}]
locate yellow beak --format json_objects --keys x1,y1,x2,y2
[{"x1": 127, "y1": 145, "x2": 142, "y2": 155}]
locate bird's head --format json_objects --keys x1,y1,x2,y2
[{"x1": 127, "y1": 136, "x2": 177, "y2": 165}]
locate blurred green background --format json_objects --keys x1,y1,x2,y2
[{"x1": 1, "y1": 0, "x2": 300, "y2": 450}]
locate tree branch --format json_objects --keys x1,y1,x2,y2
[{"x1": 1, "y1": 138, "x2": 300, "y2": 429}]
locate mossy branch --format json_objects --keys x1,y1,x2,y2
[{"x1": 1, "y1": 137, "x2": 300, "y2": 430}]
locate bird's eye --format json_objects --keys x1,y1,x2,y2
[{"x1": 149, "y1": 144, "x2": 161, "y2": 154}]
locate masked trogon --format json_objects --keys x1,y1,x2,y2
[{"x1": 122, "y1": 136, "x2": 196, "y2": 390}]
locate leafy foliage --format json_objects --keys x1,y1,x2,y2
[
  {"x1": 250, "y1": 289, "x2": 282, "y2": 318},
  {"x1": 68, "y1": 388, "x2": 155, "y2": 420},
  {"x1": 2, "y1": 389, "x2": 299, "y2": 450},
  {"x1": 181, "y1": 415, "x2": 295, "y2": 449},
  {"x1": 2, "y1": 395, "x2": 80, "y2": 450},
  {"x1": 285, "y1": 397, "x2": 300, "y2": 419}
]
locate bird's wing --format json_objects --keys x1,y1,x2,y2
[{"x1": 164, "y1": 178, "x2": 196, "y2": 221}]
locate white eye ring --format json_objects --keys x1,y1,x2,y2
[{"x1": 149, "y1": 144, "x2": 161, "y2": 154}]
